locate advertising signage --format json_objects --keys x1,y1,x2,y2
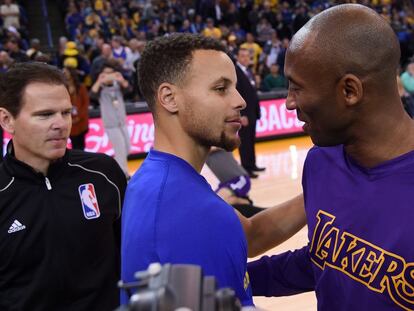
[{"x1": 2, "y1": 98, "x2": 303, "y2": 157}]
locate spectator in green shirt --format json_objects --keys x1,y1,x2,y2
[
  {"x1": 262, "y1": 63, "x2": 287, "y2": 91},
  {"x1": 400, "y1": 61, "x2": 414, "y2": 94}
]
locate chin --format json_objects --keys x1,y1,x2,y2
[
  {"x1": 220, "y1": 137, "x2": 240, "y2": 152},
  {"x1": 48, "y1": 148, "x2": 67, "y2": 160},
  {"x1": 310, "y1": 135, "x2": 342, "y2": 147}
]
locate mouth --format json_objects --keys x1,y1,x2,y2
[
  {"x1": 296, "y1": 110, "x2": 305, "y2": 122},
  {"x1": 226, "y1": 116, "x2": 241, "y2": 123},
  {"x1": 297, "y1": 115, "x2": 305, "y2": 122},
  {"x1": 225, "y1": 117, "x2": 242, "y2": 129},
  {"x1": 47, "y1": 137, "x2": 67, "y2": 144},
  {"x1": 295, "y1": 111, "x2": 309, "y2": 131}
]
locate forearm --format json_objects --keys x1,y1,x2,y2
[
  {"x1": 120, "y1": 78, "x2": 129, "y2": 89},
  {"x1": 248, "y1": 245, "x2": 314, "y2": 296},
  {"x1": 2, "y1": 12, "x2": 19, "y2": 17},
  {"x1": 241, "y1": 193, "x2": 306, "y2": 258},
  {"x1": 90, "y1": 81, "x2": 101, "y2": 94}
]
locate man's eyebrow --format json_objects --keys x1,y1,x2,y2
[
  {"x1": 211, "y1": 76, "x2": 233, "y2": 86},
  {"x1": 32, "y1": 108, "x2": 71, "y2": 115},
  {"x1": 32, "y1": 109, "x2": 55, "y2": 115}
]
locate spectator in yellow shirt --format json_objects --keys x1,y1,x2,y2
[
  {"x1": 202, "y1": 18, "x2": 222, "y2": 39},
  {"x1": 94, "y1": 0, "x2": 103, "y2": 11},
  {"x1": 240, "y1": 33, "x2": 262, "y2": 71}
]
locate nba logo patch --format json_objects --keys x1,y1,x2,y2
[{"x1": 78, "y1": 183, "x2": 101, "y2": 219}]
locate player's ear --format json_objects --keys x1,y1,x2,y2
[
  {"x1": 157, "y1": 82, "x2": 178, "y2": 113},
  {"x1": 339, "y1": 74, "x2": 363, "y2": 107},
  {"x1": 0, "y1": 108, "x2": 16, "y2": 135}
]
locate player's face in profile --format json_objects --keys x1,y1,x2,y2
[
  {"x1": 7, "y1": 82, "x2": 72, "y2": 168},
  {"x1": 177, "y1": 49, "x2": 246, "y2": 151},
  {"x1": 284, "y1": 49, "x2": 349, "y2": 146}
]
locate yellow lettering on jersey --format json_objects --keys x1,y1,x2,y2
[
  {"x1": 244, "y1": 271, "x2": 250, "y2": 291},
  {"x1": 309, "y1": 210, "x2": 414, "y2": 310}
]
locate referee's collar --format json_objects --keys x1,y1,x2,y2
[{"x1": 4, "y1": 140, "x2": 69, "y2": 179}]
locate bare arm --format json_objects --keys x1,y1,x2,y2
[
  {"x1": 1, "y1": 6, "x2": 20, "y2": 18},
  {"x1": 238, "y1": 193, "x2": 306, "y2": 258},
  {"x1": 114, "y1": 72, "x2": 129, "y2": 89},
  {"x1": 91, "y1": 72, "x2": 106, "y2": 94}
]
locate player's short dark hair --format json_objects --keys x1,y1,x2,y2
[
  {"x1": 138, "y1": 33, "x2": 227, "y2": 113},
  {"x1": 0, "y1": 62, "x2": 67, "y2": 117}
]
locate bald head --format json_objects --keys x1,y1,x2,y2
[
  {"x1": 101, "y1": 44, "x2": 112, "y2": 58},
  {"x1": 289, "y1": 4, "x2": 400, "y2": 84}
]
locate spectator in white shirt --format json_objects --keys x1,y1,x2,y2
[{"x1": 0, "y1": 0, "x2": 20, "y2": 29}]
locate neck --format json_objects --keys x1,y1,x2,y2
[
  {"x1": 344, "y1": 105, "x2": 414, "y2": 168},
  {"x1": 153, "y1": 126, "x2": 210, "y2": 173},
  {"x1": 13, "y1": 151, "x2": 50, "y2": 176}
]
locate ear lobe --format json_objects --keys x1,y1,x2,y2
[
  {"x1": 157, "y1": 83, "x2": 178, "y2": 114},
  {"x1": 341, "y1": 74, "x2": 363, "y2": 106},
  {"x1": 0, "y1": 108, "x2": 15, "y2": 135}
]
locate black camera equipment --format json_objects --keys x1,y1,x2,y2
[{"x1": 116, "y1": 263, "x2": 244, "y2": 311}]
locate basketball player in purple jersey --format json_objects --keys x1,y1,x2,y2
[{"x1": 244, "y1": 4, "x2": 414, "y2": 310}]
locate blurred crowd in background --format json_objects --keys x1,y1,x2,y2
[{"x1": 1, "y1": 0, "x2": 414, "y2": 101}]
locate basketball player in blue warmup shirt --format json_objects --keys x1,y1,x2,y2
[
  {"x1": 121, "y1": 34, "x2": 253, "y2": 305},
  {"x1": 244, "y1": 4, "x2": 414, "y2": 310}
]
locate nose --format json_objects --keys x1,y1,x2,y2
[
  {"x1": 52, "y1": 112, "x2": 71, "y2": 130},
  {"x1": 234, "y1": 89, "x2": 247, "y2": 111},
  {"x1": 285, "y1": 92, "x2": 297, "y2": 111}
]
